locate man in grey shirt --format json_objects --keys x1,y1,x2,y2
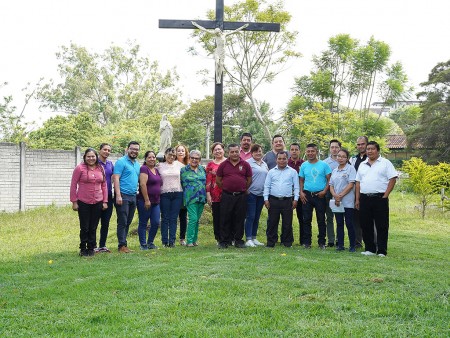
[{"x1": 263, "y1": 134, "x2": 287, "y2": 170}]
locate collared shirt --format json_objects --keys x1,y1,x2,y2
[
  {"x1": 247, "y1": 157, "x2": 269, "y2": 196},
  {"x1": 113, "y1": 155, "x2": 140, "y2": 195},
  {"x1": 263, "y1": 165, "x2": 299, "y2": 201},
  {"x1": 299, "y1": 160, "x2": 332, "y2": 192},
  {"x1": 324, "y1": 156, "x2": 339, "y2": 171},
  {"x1": 180, "y1": 164, "x2": 206, "y2": 206},
  {"x1": 70, "y1": 163, "x2": 108, "y2": 204},
  {"x1": 356, "y1": 156, "x2": 398, "y2": 193},
  {"x1": 99, "y1": 159, "x2": 114, "y2": 195},
  {"x1": 216, "y1": 158, "x2": 252, "y2": 192},
  {"x1": 329, "y1": 163, "x2": 357, "y2": 208},
  {"x1": 239, "y1": 148, "x2": 252, "y2": 161},
  {"x1": 288, "y1": 157, "x2": 304, "y2": 173},
  {"x1": 350, "y1": 154, "x2": 368, "y2": 171}
]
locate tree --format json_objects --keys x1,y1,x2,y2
[
  {"x1": 37, "y1": 42, "x2": 183, "y2": 126},
  {"x1": 390, "y1": 105, "x2": 422, "y2": 134},
  {"x1": 408, "y1": 60, "x2": 450, "y2": 163},
  {"x1": 192, "y1": 0, "x2": 300, "y2": 142}
]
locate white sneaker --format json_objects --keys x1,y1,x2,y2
[
  {"x1": 377, "y1": 253, "x2": 386, "y2": 257},
  {"x1": 361, "y1": 251, "x2": 376, "y2": 256},
  {"x1": 252, "y1": 239, "x2": 265, "y2": 246},
  {"x1": 245, "y1": 240, "x2": 256, "y2": 247}
]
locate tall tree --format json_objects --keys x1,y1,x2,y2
[
  {"x1": 192, "y1": 0, "x2": 300, "y2": 142},
  {"x1": 409, "y1": 60, "x2": 450, "y2": 163},
  {"x1": 37, "y1": 42, "x2": 183, "y2": 126}
]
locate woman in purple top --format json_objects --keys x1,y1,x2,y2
[{"x1": 137, "y1": 151, "x2": 162, "y2": 250}]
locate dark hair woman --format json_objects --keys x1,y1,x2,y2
[{"x1": 70, "y1": 148, "x2": 108, "y2": 256}]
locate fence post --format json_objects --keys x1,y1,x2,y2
[
  {"x1": 19, "y1": 142, "x2": 26, "y2": 212},
  {"x1": 75, "y1": 146, "x2": 81, "y2": 166}
]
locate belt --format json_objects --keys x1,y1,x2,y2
[
  {"x1": 223, "y1": 190, "x2": 245, "y2": 196},
  {"x1": 269, "y1": 195, "x2": 292, "y2": 200},
  {"x1": 361, "y1": 193, "x2": 384, "y2": 197},
  {"x1": 304, "y1": 190, "x2": 322, "y2": 197}
]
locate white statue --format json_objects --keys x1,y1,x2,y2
[
  {"x1": 192, "y1": 21, "x2": 249, "y2": 84},
  {"x1": 159, "y1": 114, "x2": 173, "y2": 155}
]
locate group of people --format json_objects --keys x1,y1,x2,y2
[{"x1": 70, "y1": 133, "x2": 397, "y2": 257}]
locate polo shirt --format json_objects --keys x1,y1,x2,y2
[
  {"x1": 247, "y1": 158, "x2": 269, "y2": 196},
  {"x1": 99, "y1": 159, "x2": 114, "y2": 195},
  {"x1": 324, "y1": 156, "x2": 339, "y2": 171},
  {"x1": 113, "y1": 155, "x2": 140, "y2": 195},
  {"x1": 263, "y1": 165, "x2": 299, "y2": 201},
  {"x1": 329, "y1": 163, "x2": 357, "y2": 208},
  {"x1": 299, "y1": 160, "x2": 332, "y2": 192},
  {"x1": 356, "y1": 156, "x2": 398, "y2": 194},
  {"x1": 288, "y1": 158, "x2": 304, "y2": 173},
  {"x1": 239, "y1": 148, "x2": 252, "y2": 161},
  {"x1": 216, "y1": 158, "x2": 252, "y2": 193}
]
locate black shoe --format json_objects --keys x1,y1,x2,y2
[
  {"x1": 234, "y1": 242, "x2": 246, "y2": 248},
  {"x1": 87, "y1": 249, "x2": 95, "y2": 256},
  {"x1": 218, "y1": 243, "x2": 228, "y2": 249},
  {"x1": 355, "y1": 243, "x2": 363, "y2": 249},
  {"x1": 319, "y1": 245, "x2": 326, "y2": 250},
  {"x1": 303, "y1": 244, "x2": 311, "y2": 249},
  {"x1": 282, "y1": 243, "x2": 293, "y2": 248},
  {"x1": 168, "y1": 243, "x2": 175, "y2": 248},
  {"x1": 79, "y1": 249, "x2": 88, "y2": 257},
  {"x1": 265, "y1": 244, "x2": 275, "y2": 248},
  {"x1": 327, "y1": 242, "x2": 334, "y2": 248},
  {"x1": 336, "y1": 247, "x2": 345, "y2": 251}
]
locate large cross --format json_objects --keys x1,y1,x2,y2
[{"x1": 159, "y1": 0, "x2": 280, "y2": 142}]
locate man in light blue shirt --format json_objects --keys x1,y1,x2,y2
[
  {"x1": 263, "y1": 152, "x2": 299, "y2": 248},
  {"x1": 299, "y1": 143, "x2": 332, "y2": 249},
  {"x1": 113, "y1": 141, "x2": 141, "y2": 253},
  {"x1": 323, "y1": 139, "x2": 341, "y2": 247}
]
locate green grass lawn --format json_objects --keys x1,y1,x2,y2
[{"x1": 0, "y1": 191, "x2": 449, "y2": 337}]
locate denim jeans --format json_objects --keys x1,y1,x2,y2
[
  {"x1": 137, "y1": 198, "x2": 161, "y2": 246},
  {"x1": 115, "y1": 193, "x2": 137, "y2": 248},
  {"x1": 98, "y1": 194, "x2": 114, "y2": 248},
  {"x1": 334, "y1": 208, "x2": 356, "y2": 249},
  {"x1": 160, "y1": 191, "x2": 183, "y2": 245},
  {"x1": 302, "y1": 192, "x2": 327, "y2": 246},
  {"x1": 244, "y1": 193, "x2": 265, "y2": 240}
]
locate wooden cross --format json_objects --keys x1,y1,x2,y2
[{"x1": 159, "y1": 0, "x2": 280, "y2": 142}]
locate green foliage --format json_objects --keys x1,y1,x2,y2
[
  {"x1": 390, "y1": 105, "x2": 423, "y2": 134},
  {"x1": 401, "y1": 157, "x2": 449, "y2": 218},
  {"x1": 37, "y1": 42, "x2": 183, "y2": 126},
  {"x1": 27, "y1": 112, "x2": 103, "y2": 150},
  {"x1": 408, "y1": 60, "x2": 450, "y2": 163}
]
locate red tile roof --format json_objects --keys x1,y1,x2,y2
[{"x1": 386, "y1": 135, "x2": 407, "y2": 149}]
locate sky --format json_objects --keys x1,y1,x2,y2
[{"x1": 1, "y1": 0, "x2": 449, "y2": 125}]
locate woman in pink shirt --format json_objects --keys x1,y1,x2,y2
[{"x1": 70, "y1": 148, "x2": 108, "y2": 256}]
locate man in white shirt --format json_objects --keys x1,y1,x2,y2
[{"x1": 355, "y1": 141, "x2": 397, "y2": 257}]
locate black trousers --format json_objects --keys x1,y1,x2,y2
[
  {"x1": 359, "y1": 194, "x2": 389, "y2": 255},
  {"x1": 78, "y1": 200, "x2": 103, "y2": 250},
  {"x1": 98, "y1": 194, "x2": 114, "y2": 248},
  {"x1": 302, "y1": 192, "x2": 327, "y2": 246},
  {"x1": 295, "y1": 202, "x2": 304, "y2": 245},
  {"x1": 266, "y1": 197, "x2": 294, "y2": 247},
  {"x1": 211, "y1": 202, "x2": 221, "y2": 241},
  {"x1": 219, "y1": 192, "x2": 247, "y2": 245}
]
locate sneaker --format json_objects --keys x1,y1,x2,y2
[
  {"x1": 361, "y1": 251, "x2": 376, "y2": 256},
  {"x1": 252, "y1": 239, "x2": 265, "y2": 246},
  {"x1": 93, "y1": 247, "x2": 101, "y2": 253},
  {"x1": 147, "y1": 243, "x2": 158, "y2": 250},
  {"x1": 100, "y1": 246, "x2": 111, "y2": 253},
  {"x1": 377, "y1": 253, "x2": 386, "y2": 257},
  {"x1": 186, "y1": 243, "x2": 195, "y2": 247},
  {"x1": 245, "y1": 240, "x2": 256, "y2": 247},
  {"x1": 119, "y1": 246, "x2": 131, "y2": 253},
  {"x1": 179, "y1": 239, "x2": 186, "y2": 246},
  {"x1": 193, "y1": 242, "x2": 199, "y2": 246},
  {"x1": 140, "y1": 245, "x2": 148, "y2": 250}
]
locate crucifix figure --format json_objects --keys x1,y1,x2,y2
[
  {"x1": 191, "y1": 21, "x2": 249, "y2": 84},
  {"x1": 159, "y1": 0, "x2": 280, "y2": 142}
]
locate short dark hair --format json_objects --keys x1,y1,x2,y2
[
  {"x1": 144, "y1": 150, "x2": 157, "y2": 159},
  {"x1": 127, "y1": 141, "x2": 140, "y2": 148},
  {"x1": 250, "y1": 144, "x2": 262, "y2": 153},
  {"x1": 228, "y1": 143, "x2": 239, "y2": 150},
  {"x1": 357, "y1": 136, "x2": 369, "y2": 144},
  {"x1": 276, "y1": 151, "x2": 288, "y2": 159},
  {"x1": 306, "y1": 143, "x2": 317, "y2": 149},
  {"x1": 290, "y1": 143, "x2": 300, "y2": 150},
  {"x1": 99, "y1": 143, "x2": 111, "y2": 150},
  {"x1": 329, "y1": 139, "x2": 341, "y2": 147},
  {"x1": 338, "y1": 148, "x2": 350, "y2": 164},
  {"x1": 240, "y1": 132, "x2": 252, "y2": 141},
  {"x1": 367, "y1": 141, "x2": 380, "y2": 151},
  {"x1": 272, "y1": 134, "x2": 284, "y2": 143},
  {"x1": 211, "y1": 142, "x2": 225, "y2": 153}
]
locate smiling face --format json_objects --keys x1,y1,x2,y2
[
  {"x1": 240, "y1": 136, "x2": 252, "y2": 152},
  {"x1": 272, "y1": 136, "x2": 285, "y2": 152},
  {"x1": 99, "y1": 145, "x2": 111, "y2": 160},
  {"x1": 145, "y1": 152, "x2": 156, "y2": 168},
  {"x1": 276, "y1": 152, "x2": 288, "y2": 169},
  {"x1": 252, "y1": 146, "x2": 263, "y2": 161},
  {"x1": 366, "y1": 144, "x2": 379, "y2": 161},
  {"x1": 84, "y1": 150, "x2": 97, "y2": 167},
  {"x1": 356, "y1": 137, "x2": 367, "y2": 155},
  {"x1": 213, "y1": 144, "x2": 224, "y2": 160},
  {"x1": 165, "y1": 150, "x2": 176, "y2": 164},
  {"x1": 127, "y1": 144, "x2": 140, "y2": 160},
  {"x1": 176, "y1": 146, "x2": 186, "y2": 161},
  {"x1": 289, "y1": 145, "x2": 300, "y2": 160},
  {"x1": 305, "y1": 146, "x2": 318, "y2": 162}
]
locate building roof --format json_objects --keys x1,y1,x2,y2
[{"x1": 386, "y1": 134, "x2": 407, "y2": 149}]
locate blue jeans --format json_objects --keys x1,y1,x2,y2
[
  {"x1": 160, "y1": 192, "x2": 183, "y2": 245},
  {"x1": 115, "y1": 193, "x2": 137, "y2": 248},
  {"x1": 244, "y1": 193, "x2": 265, "y2": 240},
  {"x1": 137, "y1": 198, "x2": 161, "y2": 246},
  {"x1": 334, "y1": 208, "x2": 356, "y2": 249}
]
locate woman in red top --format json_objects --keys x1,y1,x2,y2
[
  {"x1": 70, "y1": 148, "x2": 108, "y2": 256},
  {"x1": 205, "y1": 142, "x2": 226, "y2": 243}
]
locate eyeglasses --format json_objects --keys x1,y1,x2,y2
[
  {"x1": 337, "y1": 155, "x2": 348, "y2": 158},
  {"x1": 190, "y1": 157, "x2": 200, "y2": 161}
]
